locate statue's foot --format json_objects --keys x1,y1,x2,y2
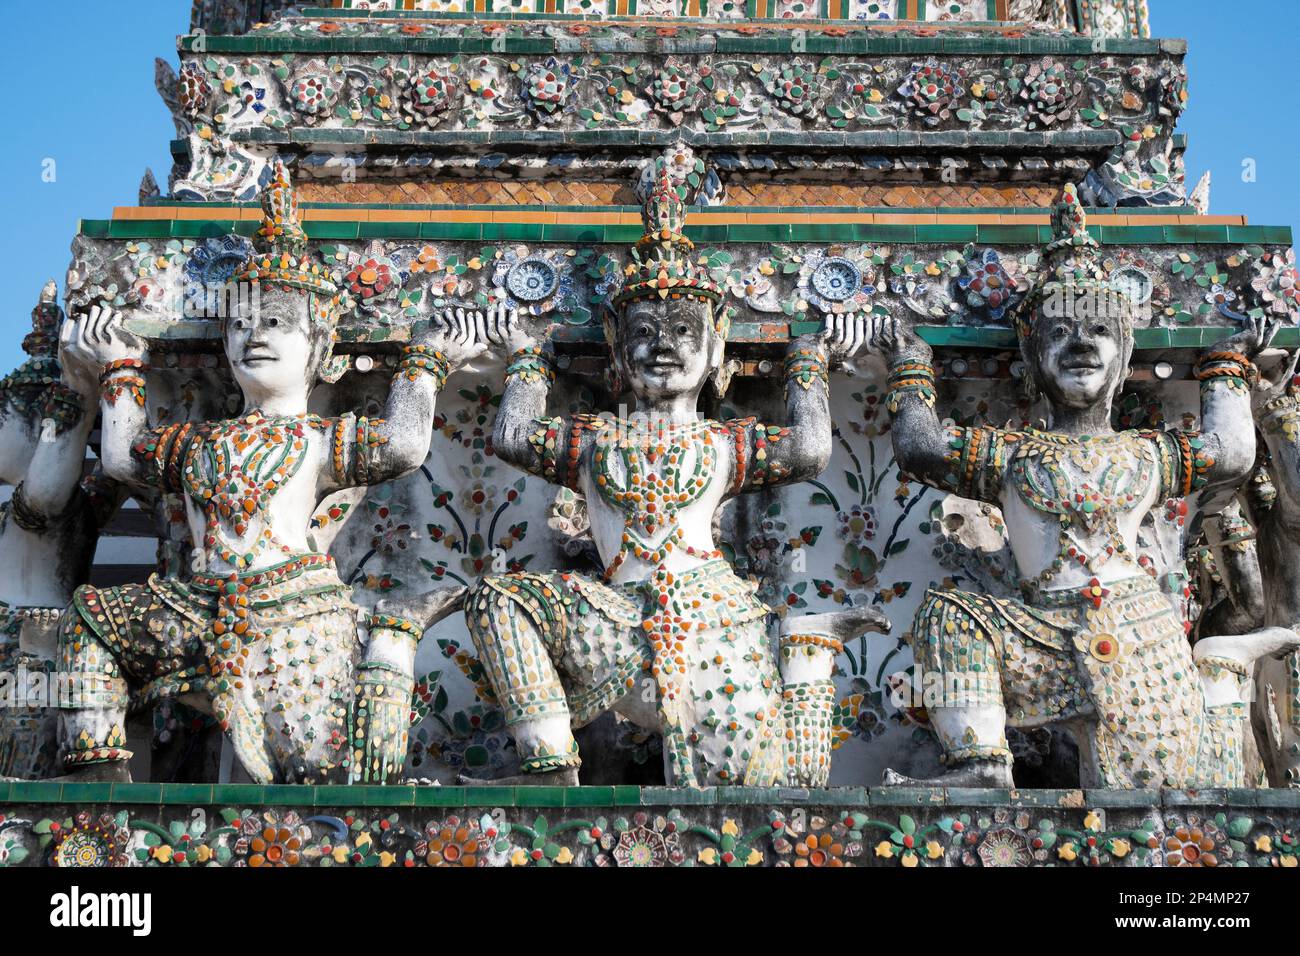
[
  {"x1": 376, "y1": 586, "x2": 468, "y2": 631},
  {"x1": 1196, "y1": 626, "x2": 1300, "y2": 668},
  {"x1": 457, "y1": 767, "x2": 580, "y2": 787},
  {"x1": 784, "y1": 605, "x2": 892, "y2": 642},
  {"x1": 41, "y1": 761, "x2": 133, "y2": 784},
  {"x1": 881, "y1": 760, "x2": 1013, "y2": 788}
]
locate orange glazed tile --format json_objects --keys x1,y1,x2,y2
[
  {"x1": 300, "y1": 207, "x2": 369, "y2": 221},
  {"x1": 375, "y1": 209, "x2": 431, "y2": 223},
  {"x1": 554, "y1": 211, "x2": 622, "y2": 224},
  {"x1": 683, "y1": 212, "x2": 738, "y2": 225},
  {"x1": 434, "y1": 209, "x2": 491, "y2": 223},
  {"x1": 876, "y1": 213, "x2": 938, "y2": 224},
  {"x1": 491, "y1": 209, "x2": 558, "y2": 224},
  {"x1": 1115, "y1": 215, "x2": 1179, "y2": 225},
  {"x1": 173, "y1": 206, "x2": 241, "y2": 220},
  {"x1": 1191, "y1": 215, "x2": 1248, "y2": 225},
  {"x1": 802, "y1": 212, "x2": 874, "y2": 224}
]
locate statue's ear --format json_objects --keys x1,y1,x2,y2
[
  {"x1": 707, "y1": 318, "x2": 727, "y2": 370},
  {"x1": 709, "y1": 358, "x2": 742, "y2": 400},
  {"x1": 319, "y1": 355, "x2": 349, "y2": 384},
  {"x1": 1017, "y1": 335, "x2": 1041, "y2": 405}
]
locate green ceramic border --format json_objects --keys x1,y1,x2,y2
[
  {"x1": 80, "y1": 218, "x2": 1290, "y2": 247},
  {"x1": 4, "y1": 780, "x2": 1298, "y2": 809},
  {"x1": 179, "y1": 25, "x2": 1176, "y2": 57}
]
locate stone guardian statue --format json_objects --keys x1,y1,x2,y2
[
  {"x1": 858, "y1": 185, "x2": 1299, "y2": 789},
  {"x1": 53, "y1": 162, "x2": 470, "y2": 784},
  {"x1": 461, "y1": 165, "x2": 888, "y2": 787}
]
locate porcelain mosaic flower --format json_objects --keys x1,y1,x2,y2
[
  {"x1": 647, "y1": 62, "x2": 700, "y2": 116},
  {"x1": 759, "y1": 60, "x2": 826, "y2": 117},
  {"x1": 1252, "y1": 249, "x2": 1300, "y2": 320},
  {"x1": 290, "y1": 73, "x2": 336, "y2": 117},
  {"x1": 492, "y1": 247, "x2": 573, "y2": 316},
  {"x1": 977, "y1": 827, "x2": 1032, "y2": 867},
  {"x1": 235, "y1": 811, "x2": 310, "y2": 868},
  {"x1": 771, "y1": 813, "x2": 862, "y2": 867},
  {"x1": 959, "y1": 248, "x2": 1018, "y2": 320},
  {"x1": 177, "y1": 63, "x2": 212, "y2": 117},
  {"x1": 524, "y1": 58, "x2": 572, "y2": 119},
  {"x1": 1019, "y1": 58, "x2": 1081, "y2": 127},
  {"x1": 418, "y1": 816, "x2": 487, "y2": 867},
  {"x1": 403, "y1": 68, "x2": 459, "y2": 127},
  {"x1": 595, "y1": 812, "x2": 684, "y2": 867},
  {"x1": 184, "y1": 234, "x2": 253, "y2": 308},
  {"x1": 798, "y1": 248, "x2": 879, "y2": 315},
  {"x1": 898, "y1": 58, "x2": 966, "y2": 125},
  {"x1": 1163, "y1": 825, "x2": 1218, "y2": 867},
  {"x1": 836, "y1": 504, "x2": 878, "y2": 548},
  {"x1": 51, "y1": 812, "x2": 131, "y2": 868}
]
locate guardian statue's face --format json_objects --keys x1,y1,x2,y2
[
  {"x1": 616, "y1": 297, "x2": 722, "y2": 404},
  {"x1": 224, "y1": 286, "x2": 332, "y2": 399},
  {"x1": 1028, "y1": 293, "x2": 1130, "y2": 411}
]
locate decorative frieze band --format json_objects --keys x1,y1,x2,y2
[{"x1": 67, "y1": 212, "x2": 1296, "y2": 352}]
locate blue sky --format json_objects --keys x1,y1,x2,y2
[{"x1": 0, "y1": 1, "x2": 1291, "y2": 372}]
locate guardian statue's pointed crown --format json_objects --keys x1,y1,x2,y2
[
  {"x1": 1014, "y1": 183, "x2": 1131, "y2": 341},
  {"x1": 22, "y1": 279, "x2": 62, "y2": 359},
  {"x1": 612, "y1": 162, "x2": 723, "y2": 311},
  {"x1": 234, "y1": 160, "x2": 340, "y2": 304}
]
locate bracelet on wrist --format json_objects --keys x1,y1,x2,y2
[
  {"x1": 1196, "y1": 351, "x2": 1259, "y2": 385},
  {"x1": 885, "y1": 360, "x2": 937, "y2": 414},
  {"x1": 397, "y1": 345, "x2": 451, "y2": 389},
  {"x1": 1195, "y1": 352, "x2": 1257, "y2": 397},
  {"x1": 100, "y1": 373, "x2": 147, "y2": 408},
  {"x1": 100, "y1": 358, "x2": 147, "y2": 378},
  {"x1": 505, "y1": 346, "x2": 556, "y2": 386},
  {"x1": 783, "y1": 346, "x2": 829, "y2": 393}
]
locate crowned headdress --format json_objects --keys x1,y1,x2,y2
[
  {"x1": 0, "y1": 281, "x2": 75, "y2": 430},
  {"x1": 231, "y1": 161, "x2": 349, "y2": 382},
  {"x1": 1012, "y1": 183, "x2": 1133, "y2": 342},
  {"x1": 22, "y1": 280, "x2": 62, "y2": 360},
  {"x1": 234, "y1": 159, "x2": 340, "y2": 312},
  {"x1": 2, "y1": 281, "x2": 62, "y2": 388},
  {"x1": 612, "y1": 162, "x2": 724, "y2": 322}
]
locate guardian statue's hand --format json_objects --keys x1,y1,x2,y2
[
  {"x1": 62, "y1": 306, "x2": 148, "y2": 379},
  {"x1": 483, "y1": 299, "x2": 551, "y2": 356},
  {"x1": 57, "y1": 319, "x2": 100, "y2": 400},
  {"x1": 821, "y1": 312, "x2": 871, "y2": 364},
  {"x1": 1252, "y1": 348, "x2": 1300, "y2": 414},
  {"x1": 1218, "y1": 311, "x2": 1280, "y2": 360},
  {"x1": 868, "y1": 309, "x2": 933, "y2": 366},
  {"x1": 415, "y1": 307, "x2": 490, "y2": 367}
]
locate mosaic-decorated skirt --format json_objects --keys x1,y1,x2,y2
[
  {"x1": 58, "y1": 564, "x2": 364, "y2": 784},
  {"x1": 0, "y1": 605, "x2": 59, "y2": 779},
  {"x1": 468, "y1": 559, "x2": 786, "y2": 787},
  {"x1": 910, "y1": 576, "x2": 1237, "y2": 789}
]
